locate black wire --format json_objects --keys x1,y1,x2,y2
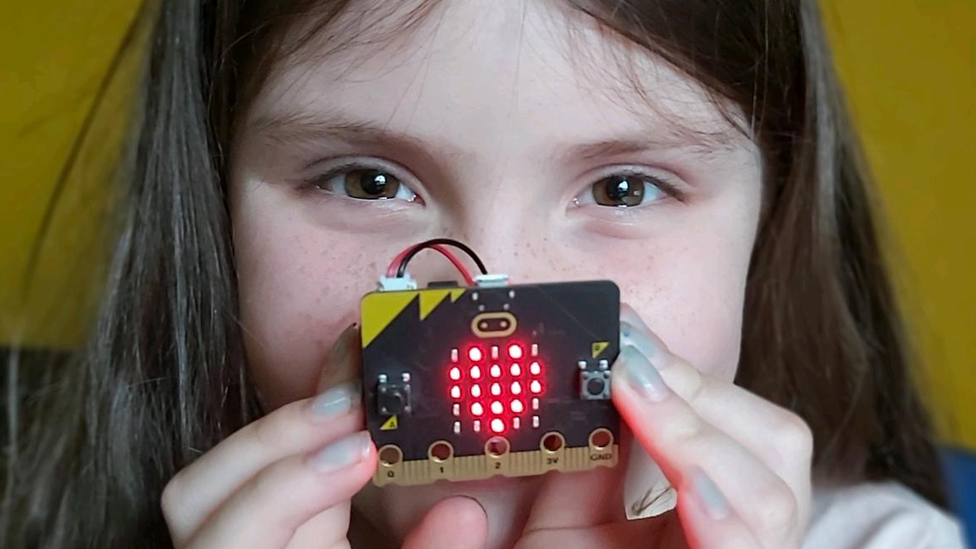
[{"x1": 396, "y1": 238, "x2": 489, "y2": 278}]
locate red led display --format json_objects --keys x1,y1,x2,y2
[{"x1": 449, "y1": 339, "x2": 545, "y2": 436}]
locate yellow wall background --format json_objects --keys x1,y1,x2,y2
[
  {"x1": 1, "y1": 1, "x2": 974, "y2": 448},
  {"x1": 821, "y1": 2, "x2": 976, "y2": 449}
]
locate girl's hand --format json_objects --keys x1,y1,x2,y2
[
  {"x1": 517, "y1": 304, "x2": 813, "y2": 549},
  {"x1": 161, "y1": 325, "x2": 481, "y2": 549},
  {"x1": 160, "y1": 325, "x2": 374, "y2": 549}
]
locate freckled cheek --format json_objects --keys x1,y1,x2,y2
[
  {"x1": 235, "y1": 223, "x2": 378, "y2": 410},
  {"x1": 628, "y1": 272, "x2": 745, "y2": 382},
  {"x1": 549, "y1": 243, "x2": 746, "y2": 382}
]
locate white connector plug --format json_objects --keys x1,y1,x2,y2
[
  {"x1": 474, "y1": 273, "x2": 510, "y2": 287},
  {"x1": 378, "y1": 274, "x2": 418, "y2": 291}
]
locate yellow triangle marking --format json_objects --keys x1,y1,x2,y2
[
  {"x1": 419, "y1": 289, "x2": 452, "y2": 320},
  {"x1": 361, "y1": 292, "x2": 417, "y2": 348},
  {"x1": 449, "y1": 288, "x2": 465, "y2": 302},
  {"x1": 380, "y1": 415, "x2": 399, "y2": 431},
  {"x1": 591, "y1": 341, "x2": 610, "y2": 358}
]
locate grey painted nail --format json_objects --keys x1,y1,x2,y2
[
  {"x1": 621, "y1": 346, "x2": 670, "y2": 402},
  {"x1": 620, "y1": 321, "x2": 662, "y2": 359},
  {"x1": 690, "y1": 467, "x2": 731, "y2": 520},
  {"x1": 310, "y1": 432, "x2": 371, "y2": 472},
  {"x1": 310, "y1": 381, "x2": 360, "y2": 419}
]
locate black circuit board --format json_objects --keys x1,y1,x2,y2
[{"x1": 361, "y1": 280, "x2": 620, "y2": 470}]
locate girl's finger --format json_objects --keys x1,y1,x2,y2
[
  {"x1": 183, "y1": 432, "x2": 377, "y2": 549},
  {"x1": 402, "y1": 496, "x2": 489, "y2": 549},
  {"x1": 283, "y1": 503, "x2": 352, "y2": 549},
  {"x1": 677, "y1": 468, "x2": 762, "y2": 549},
  {"x1": 163, "y1": 328, "x2": 365, "y2": 545},
  {"x1": 620, "y1": 305, "x2": 813, "y2": 486},
  {"x1": 522, "y1": 453, "x2": 626, "y2": 532},
  {"x1": 611, "y1": 346, "x2": 801, "y2": 544}
]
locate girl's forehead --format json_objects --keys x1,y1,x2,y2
[{"x1": 244, "y1": 0, "x2": 753, "y2": 159}]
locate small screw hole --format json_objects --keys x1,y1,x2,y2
[
  {"x1": 485, "y1": 436, "x2": 510, "y2": 457},
  {"x1": 542, "y1": 433, "x2": 564, "y2": 453},
  {"x1": 379, "y1": 445, "x2": 402, "y2": 466},
  {"x1": 430, "y1": 441, "x2": 453, "y2": 462},
  {"x1": 590, "y1": 429, "x2": 613, "y2": 450}
]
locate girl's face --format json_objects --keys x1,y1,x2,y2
[{"x1": 230, "y1": 0, "x2": 761, "y2": 541}]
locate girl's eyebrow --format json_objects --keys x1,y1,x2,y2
[
  {"x1": 248, "y1": 107, "x2": 468, "y2": 162},
  {"x1": 561, "y1": 137, "x2": 733, "y2": 163},
  {"x1": 558, "y1": 121, "x2": 747, "y2": 164}
]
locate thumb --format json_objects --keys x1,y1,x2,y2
[{"x1": 402, "y1": 496, "x2": 489, "y2": 549}]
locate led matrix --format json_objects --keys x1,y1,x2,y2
[{"x1": 449, "y1": 342, "x2": 545, "y2": 435}]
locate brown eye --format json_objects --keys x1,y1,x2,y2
[
  {"x1": 591, "y1": 175, "x2": 647, "y2": 207},
  {"x1": 343, "y1": 169, "x2": 401, "y2": 199}
]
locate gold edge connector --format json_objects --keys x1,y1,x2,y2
[{"x1": 373, "y1": 438, "x2": 618, "y2": 487}]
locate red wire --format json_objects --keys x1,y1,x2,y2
[
  {"x1": 386, "y1": 246, "x2": 415, "y2": 277},
  {"x1": 385, "y1": 243, "x2": 477, "y2": 286}
]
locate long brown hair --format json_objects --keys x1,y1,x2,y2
[{"x1": 2, "y1": 0, "x2": 946, "y2": 547}]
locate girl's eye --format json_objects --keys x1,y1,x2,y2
[
  {"x1": 576, "y1": 173, "x2": 669, "y2": 208},
  {"x1": 313, "y1": 167, "x2": 418, "y2": 201}
]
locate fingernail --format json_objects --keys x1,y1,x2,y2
[
  {"x1": 334, "y1": 325, "x2": 359, "y2": 355},
  {"x1": 310, "y1": 381, "x2": 360, "y2": 419},
  {"x1": 620, "y1": 321, "x2": 662, "y2": 359},
  {"x1": 689, "y1": 467, "x2": 731, "y2": 520},
  {"x1": 620, "y1": 346, "x2": 670, "y2": 402},
  {"x1": 319, "y1": 326, "x2": 363, "y2": 391},
  {"x1": 309, "y1": 432, "x2": 371, "y2": 472}
]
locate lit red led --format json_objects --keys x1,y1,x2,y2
[
  {"x1": 508, "y1": 344, "x2": 523, "y2": 359},
  {"x1": 529, "y1": 361, "x2": 542, "y2": 376},
  {"x1": 530, "y1": 379, "x2": 543, "y2": 394},
  {"x1": 468, "y1": 346, "x2": 484, "y2": 362},
  {"x1": 450, "y1": 367, "x2": 462, "y2": 381}
]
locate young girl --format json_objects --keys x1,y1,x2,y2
[{"x1": 5, "y1": 0, "x2": 966, "y2": 548}]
